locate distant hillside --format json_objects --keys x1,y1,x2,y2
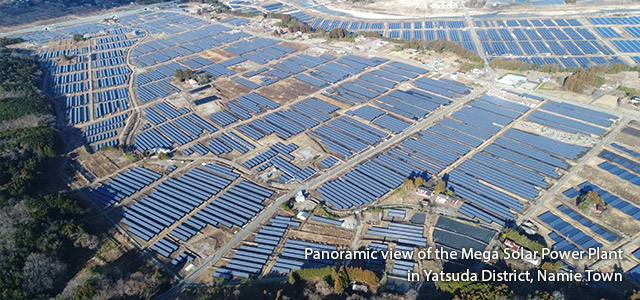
[{"x1": 0, "y1": 0, "x2": 165, "y2": 28}]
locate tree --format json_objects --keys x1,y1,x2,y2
[
  {"x1": 0, "y1": 37, "x2": 24, "y2": 46},
  {"x1": 174, "y1": 69, "x2": 185, "y2": 81},
  {"x1": 74, "y1": 233, "x2": 99, "y2": 249},
  {"x1": 578, "y1": 190, "x2": 604, "y2": 210},
  {"x1": 174, "y1": 69, "x2": 193, "y2": 81},
  {"x1": 413, "y1": 177, "x2": 425, "y2": 187},
  {"x1": 345, "y1": 267, "x2": 379, "y2": 290},
  {"x1": 434, "y1": 180, "x2": 446, "y2": 194},
  {"x1": 196, "y1": 73, "x2": 211, "y2": 85},
  {"x1": 281, "y1": 14, "x2": 292, "y2": 25},
  {"x1": 436, "y1": 280, "x2": 512, "y2": 299},
  {"x1": 328, "y1": 28, "x2": 349, "y2": 39},
  {"x1": 21, "y1": 253, "x2": 67, "y2": 294},
  {"x1": 403, "y1": 177, "x2": 415, "y2": 190},
  {"x1": 73, "y1": 34, "x2": 85, "y2": 42},
  {"x1": 541, "y1": 261, "x2": 563, "y2": 273},
  {"x1": 334, "y1": 267, "x2": 349, "y2": 294},
  {"x1": 562, "y1": 68, "x2": 605, "y2": 94}
]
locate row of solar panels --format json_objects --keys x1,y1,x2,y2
[
  {"x1": 318, "y1": 156, "x2": 339, "y2": 169},
  {"x1": 136, "y1": 80, "x2": 180, "y2": 103},
  {"x1": 478, "y1": 27, "x2": 596, "y2": 42},
  {"x1": 94, "y1": 65, "x2": 130, "y2": 79},
  {"x1": 482, "y1": 40, "x2": 610, "y2": 58},
  {"x1": 143, "y1": 101, "x2": 185, "y2": 125},
  {"x1": 53, "y1": 72, "x2": 88, "y2": 85},
  {"x1": 202, "y1": 132, "x2": 255, "y2": 155},
  {"x1": 94, "y1": 39, "x2": 136, "y2": 51},
  {"x1": 93, "y1": 49, "x2": 125, "y2": 60},
  {"x1": 556, "y1": 205, "x2": 616, "y2": 242},
  {"x1": 611, "y1": 143, "x2": 640, "y2": 157},
  {"x1": 308, "y1": 18, "x2": 465, "y2": 32},
  {"x1": 599, "y1": 161, "x2": 640, "y2": 187},
  {"x1": 94, "y1": 87, "x2": 129, "y2": 102},
  {"x1": 94, "y1": 34, "x2": 127, "y2": 45}
]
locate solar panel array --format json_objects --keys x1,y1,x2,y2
[
  {"x1": 134, "y1": 102, "x2": 218, "y2": 151},
  {"x1": 388, "y1": 209, "x2": 407, "y2": 219},
  {"x1": 433, "y1": 217, "x2": 493, "y2": 254},
  {"x1": 214, "y1": 216, "x2": 300, "y2": 279},
  {"x1": 91, "y1": 167, "x2": 161, "y2": 208},
  {"x1": 599, "y1": 161, "x2": 640, "y2": 187},
  {"x1": 286, "y1": 13, "x2": 634, "y2": 68},
  {"x1": 539, "y1": 210, "x2": 602, "y2": 251},
  {"x1": 611, "y1": 143, "x2": 640, "y2": 157},
  {"x1": 569, "y1": 182, "x2": 640, "y2": 222},
  {"x1": 83, "y1": 113, "x2": 128, "y2": 148},
  {"x1": 556, "y1": 205, "x2": 616, "y2": 242},
  {"x1": 527, "y1": 101, "x2": 617, "y2": 136},
  {"x1": 311, "y1": 216, "x2": 343, "y2": 226},
  {"x1": 366, "y1": 222, "x2": 426, "y2": 247},
  {"x1": 316, "y1": 81, "x2": 478, "y2": 209},
  {"x1": 243, "y1": 142, "x2": 317, "y2": 182},
  {"x1": 318, "y1": 156, "x2": 339, "y2": 169},
  {"x1": 271, "y1": 239, "x2": 337, "y2": 274},
  {"x1": 123, "y1": 164, "x2": 234, "y2": 241}
]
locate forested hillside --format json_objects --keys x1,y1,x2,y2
[{"x1": 0, "y1": 46, "x2": 96, "y2": 299}]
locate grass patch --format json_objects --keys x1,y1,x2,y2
[
  {"x1": 500, "y1": 228, "x2": 545, "y2": 254},
  {"x1": 619, "y1": 86, "x2": 640, "y2": 98},
  {"x1": 312, "y1": 203, "x2": 338, "y2": 219}
]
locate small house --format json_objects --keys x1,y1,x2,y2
[
  {"x1": 296, "y1": 211, "x2": 309, "y2": 220},
  {"x1": 416, "y1": 186, "x2": 433, "y2": 197}
]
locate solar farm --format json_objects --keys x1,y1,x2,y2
[
  {"x1": 6, "y1": 0, "x2": 640, "y2": 295},
  {"x1": 287, "y1": 12, "x2": 640, "y2": 69}
]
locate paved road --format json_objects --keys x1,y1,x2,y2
[{"x1": 459, "y1": 0, "x2": 497, "y2": 81}]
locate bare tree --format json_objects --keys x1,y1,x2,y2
[
  {"x1": 405, "y1": 289, "x2": 418, "y2": 300},
  {"x1": 22, "y1": 252, "x2": 67, "y2": 294},
  {"x1": 74, "y1": 233, "x2": 99, "y2": 249},
  {"x1": 315, "y1": 280, "x2": 332, "y2": 296}
]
